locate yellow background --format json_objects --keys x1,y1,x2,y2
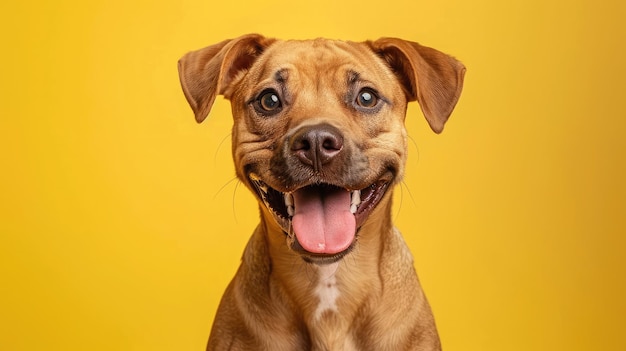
[{"x1": 1, "y1": 0, "x2": 625, "y2": 350}]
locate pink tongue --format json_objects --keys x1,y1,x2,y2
[{"x1": 292, "y1": 187, "x2": 355, "y2": 254}]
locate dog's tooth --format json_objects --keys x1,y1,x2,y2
[
  {"x1": 351, "y1": 190, "x2": 361, "y2": 206},
  {"x1": 285, "y1": 193, "x2": 294, "y2": 217},
  {"x1": 284, "y1": 193, "x2": 293, "y2": 206},
  {"x1": 350, "y1": 190, "x2": 361, "y2": 214}
]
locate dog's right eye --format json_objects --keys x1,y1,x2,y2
[
  {"x1": 355, "y1": 88, "x2": 379, "y2": 109},
  {"x1": 256, "y1": 90, "x2": 282, "y2": 114}
]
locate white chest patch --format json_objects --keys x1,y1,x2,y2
[{"x1": 313, "y1": 262, "x2": 340, "y2": 321}]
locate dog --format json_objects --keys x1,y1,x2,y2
[{"x1": 178, "y1": 34, "x2": 465, "y2": 351}]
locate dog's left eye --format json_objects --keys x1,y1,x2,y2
[
  {"x1": 256, "y1": 90, "x2": 282, "y2": 113},
  {"x1": 355, "y1": 88, "x2": 379, "y2": 108}
]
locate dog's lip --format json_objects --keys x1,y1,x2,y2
[
  {"x1": 297, "y1": 246, "x2": 353, "y2": 265},
  {"x1": 247, "y1": 172, "x2": 392, "y2": 257}
]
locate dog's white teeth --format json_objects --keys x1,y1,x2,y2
[
  {"x1": 282, "y1": 189, "x2": 360, "y2": 216},
  {"x1": 284, "y1": 193, "x2": 294, "y2": 217},
  {"x1": 351, "y1": 190, "x2": 361, "y2": 205},
  {"x1": 285, "y1": 192, "x2": 293, "y2": 206},
  {"x1": 350, "y1": 190, "x2": 361, "y2": 214}
]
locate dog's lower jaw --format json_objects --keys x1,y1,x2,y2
[{"x1": 292, "y1": 241, "x2": 354, "y2": 265}]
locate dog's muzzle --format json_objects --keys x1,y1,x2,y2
[{"x1": 248, "y1": 123, "x2": 393, "y2": 263}]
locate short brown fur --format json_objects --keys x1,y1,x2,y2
[{"x1": 178, "y1": 34, "x2": 465, "y2": 351}]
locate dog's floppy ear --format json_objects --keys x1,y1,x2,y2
[
  {"x1": 178, "y1": 34, "x2": 276, "y2": 123},
  {"x1": 369, "y1": 38, "x2": 466, "y2": 133}
]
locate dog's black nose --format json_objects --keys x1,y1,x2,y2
[{"x1": 290, "y1": 123, "x2": 344, "y2": 171}]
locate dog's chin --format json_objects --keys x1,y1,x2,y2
[{"x1": 248, "y1": 173, "x2": 391, "y2": 264}]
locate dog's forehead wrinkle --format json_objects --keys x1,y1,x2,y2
[
  {"x1": 274, "y1": 68, "x2": 288, "y2": 83},
  {"x1": 347, "y1": 70, "x2": 360, "y2": 84}
]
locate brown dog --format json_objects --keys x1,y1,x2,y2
[{"x1": 178, "y1": 34, "x2": 465, "y2": 351}]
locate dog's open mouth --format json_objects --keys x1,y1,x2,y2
[{"x1": 249, "y1": 173, "x2": 390, "y2": 260}]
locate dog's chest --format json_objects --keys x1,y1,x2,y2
[
  {"x1": 306, "y1": 263, "x2": 362, "y2": 351},
  {"x1": 313, "y1": 263, "x2": 341, "y2": 320}
]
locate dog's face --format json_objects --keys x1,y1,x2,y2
[
  {"x1": 178, "y1": 35, "x2": 465, "y2": 264},
  {"x1": 229, "y1": 39, "x2": 411, "y2": 262}
]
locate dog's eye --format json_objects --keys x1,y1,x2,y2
[
  {"x1": 257, "y1": 90, "x2": 282, "y2": 112},
  {"x1": 355, "y1": 88, "x2": 379, "y2": 108}
]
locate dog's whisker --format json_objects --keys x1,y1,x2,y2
[
  {"x1": 231, "y1": 180, "x2": 244, "y2": 224},
  {"x1": 212, "y1": 177, "x2": 240, "y2": 201},
  {"x1": 406, "y1": 134, "x2": 421, "y2": 164},
  {"x1": 213, "y1": 132, "x2": 232, "y2": 167},
  {"x1": 400, "y1": 180, "x2": 417, "y2": 207},
  {"x1": 395, "y1": 183, "x2": 404, "y2": 222},
  {"x1": 394, "y1": 181, "x2": 417, "y2": 222}
]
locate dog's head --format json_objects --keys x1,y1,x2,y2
[{"x1": 179, "y1": 34, "x2": 465, "y2": 264}]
